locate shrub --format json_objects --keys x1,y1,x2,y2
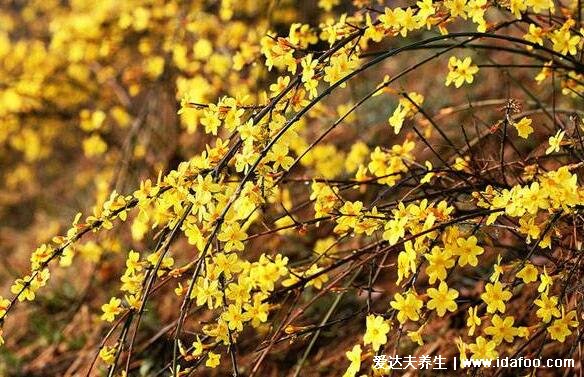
[{"x1": 0, "y1": 0, "x2": 583, "y2": 375}]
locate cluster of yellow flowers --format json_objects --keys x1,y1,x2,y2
[
  {"x1": 478, "y1": 166, "x2": 583, "y2": 231},
  {"x1": 0, "y1": 0, "x2": 583, "y2": 375}
]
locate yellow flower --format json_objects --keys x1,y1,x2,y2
[
  {"x1": 517, "y1": 263, "x2": 538, "y2": 283},
  {"x1": 221, "y1": 304, "x2": 249, "y2": 332},
  {"x1": 467, "y1": 0, "x2": 487, "y2": 31},
  {"x1": 548, "y1": 319, "x2": 571, "y2": 342},
  {"x1": 200, "y1": 105, "x2": 221, "y2": 135},
  {"x1": 547, "y1": 309, "x2": 577, "y2": 343},
  {"x1": 545, "y1": 130, "x2": 565, "y2": 154},
  {"x1": 523, "y1": 24, "x2": 544, "y2": 47},
  {"x1": 269, "y1": 76, "x2": 290, "y2": 96},
  {"x1": 342, "y1": 344, "x2": 362, "y2": 377},
  {"x1": 388, "y1": 93, "x2": 424, "y2": 134},
  {"x1": 509, "y1": 0, "x2": 527, "y2": 18},
  {"x1": 550, "y1": 26, "x2": 580, "y2": 56},
  {"x1": 192, "y1": 337, "x2": 204, "y2": 357},
  {"x1": 538, "y1": 267, "x2": 553, "y2": 294},
  {"x1": 125, "y1": 250, "x2": 143, "y2": 274},
  {"x1": 217, "y1": 222, "x2": 247, "y2": 252},
  {"x1": 289, "y1": 23, "x2": 318, "y2": 49},
  {"x1": 518, "y1": 216, "x2": 540, "y2": 243},
  {"x1": 388, "y1": 105, "x2": 407, "y2": 134},
  {"x1": 526, "y1": 0, "x2": 553, "y2": 13},
  {"x1": 379, "y1": 8, "x2": 399, "y2": 30},
  {"x1": 323, "y1": 51, "x2": 359, "y2": 87},
  {"x1": 363, "y1": 314, "x2": 391, "y2": 351},
  {"x1": 101, "y1": 297, "x2": 123, "y2": 322},
  {"x1": 534, "y1": 294, "x2": 561, "y2": 323},
  {"x1": 191, "y1": 277, "x2": 223, "y2": 309},
  {"x1": 484, "y1": 315, "x2": 517, "y2": 344},
  {"x1": 10, "y1": 276, "x2": 35, "y2": 302},
  {"x1": 445, "y1": 0, "x2": 468, "y2": 19},
  {"x1": 266, "y1": 143, "x2": 294, "y2": 171},
  {"x1": 513, "y1": 117, "x2": 534, "y2": 139},
  {"x1": 517, "y1": 326, "x2": 530, "y2": 338},
  {"x1": 0, "y1": 297, "x2": 10, "y2": 318},
  {"x1": 426, "y1": 281, "x2": 459, "y2": 317},
  {"x1": 407, "y1": 326, "x2": 424, "y2": 345},
  {"x1": 206, "y1": 352, "x2": 221, "y2": 368},
  {"x1": 490, "y1": 255, "x2": 504, "y2": 283},
  {"x1": 364, "y1": 13, "x2": 386, "y2": 42},
  {"x1": 466, "y1": 306, "x2": 481, "y2": 336},
  {"x1": 396, "y1": 241, "x2": 417, "y2": 284},
  {"x1": 243, "y1": 294, "x2": 270, "y2": 328},
  {"x1": 454, "y1": 236, "x2": 484, "y2": 267},
  {"x1": 120, "y1": 271, "x2": 144, "y2": 294},
  {"x1": 124, "y1": 294, "x2": 140, "y2": 310},
  {"x1": 382, "y1": 217, "x2": 407, "y2": 245},
  {"x1": 390, "y1": 291, "x2": 423, "y2": 323},
  {"x1": 213, "y1": 252, "x2": 243, "y2": 280},
  {"x1": 480, "y1": 281, "x2": 512, "y2": 314},
  {"x1": 203, "y1": 320, "x2": 230, "y2": 345},
  {"x1": 99, "y1": 345, "x2": 117, "y2": 365},
  {"x1": 416, "y1": 0, "x2": 436, "y2": 27},
  {"x1": 468, "y1": 336, "x2": 498, "y2": 360},
  {"x1": 456, "y1": 337, "x2": 468, "y2": 363},
  {"x1": 445, "y1": 56, "x2": 479, "y2": 88},
  {"x1": 301, "y1": 54, "x2": 319, "y2": 99},
  {"x1": 394, "y1": 7, "x2": 417, "y2": 37},
  {"x1": 425, "y1": 246, "x2": 455, "y2": 284}
]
